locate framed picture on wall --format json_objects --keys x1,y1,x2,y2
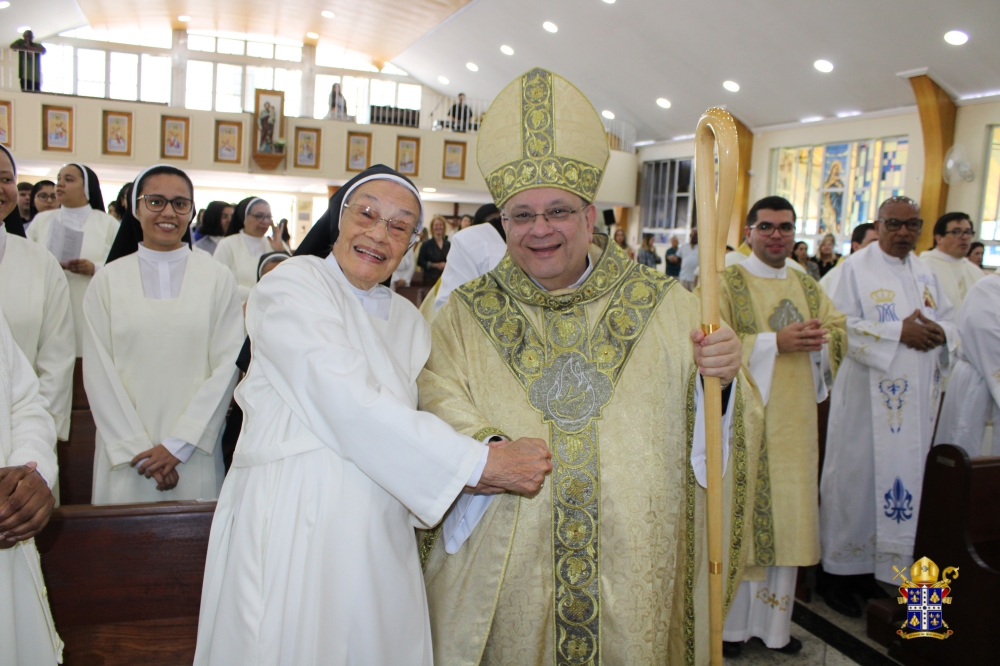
[
  {"x1": 161, "y1": 115, "x2": 190, "y2": 160},
  {"x1": 42, "y1": 105, "x2": 73, "y2": 152},
  {"x1": 293, "y1": 127, "x2": 321, "y2": 169},
  {"x1": 215, "y1": 120, "x2": 243, "y2": 164},
  {"x1": 254, "y1": 89, "x2": 284, "y2": 154},
  {"x1": 443, "y1": 140, "x2": 466, "y2": 180},
  {"x1": 346, "y1": 131, "x2": 372, "y2": 172},
  {"x1": 395, "y1": 136, "x2": 420, "y2": 177},
  {"x1": 0, "y1": 101, "x2": 11, "y2": 147},
  {"x1": 102, "y1": 110, "x2": 132, "y2": 156}
]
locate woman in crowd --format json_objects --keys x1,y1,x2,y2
[
  {"x1": 417, "y1": 215, "x2": 450, "y2": 287},
  {"x1": 83, "y1": 165, "x2": 243, "y2": 504},
  {"x1": 213, "y1": 197, "x2": 288, "y2": 302},
  {"x1": 27, "y1": 180, "x2": 57, "y2": 224},
  {"x1": 327, "y1": 82, "x2": 348, "y2": 119},
  {"x1": 812, "y1": 233, "x2": 840, "y2": 278},
  {"x1": 613, "y1": 226, "x2": 635, "y2": 260},
  {"x1": 793, "y1": 241, "x2": 821, "y2": 280},
  {"x1": 968, "y1": 241, "x2": 985, "y2": 271},
  {"x1": 458, "y1": 214, "x2": 473, "y2": 231},
  {"x1": 27, "y1": 163, "x2": 120, "y2": 357},
  {"x1": 636, "y1": 233, "x2": 662, "y2": 269},
  {"x1": 195, "y1": 201, "x2": 234, "y2": 255}
]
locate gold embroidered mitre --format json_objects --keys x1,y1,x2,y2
[{"x1": 477, "y1": 67, "x2": 610, "y2": 207}]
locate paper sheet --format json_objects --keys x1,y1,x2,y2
[{"x1": 47, "y1": 223, "x2": 84, "y2": 264}]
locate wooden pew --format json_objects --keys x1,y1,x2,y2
[
  {"x1": 866, "y1": 445, "x2": 1000, "y2": 665},
  {"x1": 35, "y1": 501, "x2": 215, "y2": 665}
]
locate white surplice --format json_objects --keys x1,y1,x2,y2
[
  {"x1": 27, "y1": 207, "x2": 120, "y2": 355},
  {"x1": 194, "y1": 254, "x2": 486, "y2": 666},
  {"x1": 820, "y1": 244, "x2": 958, "y2": 582},
  {"x1": 83, "y1": 250, "x2": 243, "y2": 504},
  {"x1": 433, "y1": 223, "x2": 507, "y2": 311},
  {"x1": 935, "y1": 274, "x2": 1000, "y2": 457},
  {"x1": 0, "y1": 306, "x2": 63, "y2": 664},
  {"x1": 919, "y1": 248, "x2": 984, "y2": 308},
  {"x1": 213, "y1": 232, "x2": 288, "y2": 303},
  {"x1": 0, "y1": 229, "x2": 75, "y2": 440}
]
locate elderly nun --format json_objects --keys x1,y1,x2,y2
[
  {"x1": 194, "y1": 165, "x2": 551, "y2": 666},
  {"x1": 83, "y1": 165, "x2": 244, "y2": 504},
  {"x1": 212, "y1": 196, "x2": 288, "y2": 302}
]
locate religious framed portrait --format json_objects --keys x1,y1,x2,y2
[
  {"x1": 160, "y1": 115, "x2": 190, "y2": 160},
  {"x1": 254, "y1": 89, "x2": 285, "y2": 154},
  {"x1": 395, "y1": 136, "x2": 420, "y2": 177},
  {"x1": 215, "y1": 120, "x2": 243, "y2": 164},
  {"x1": 0, "y1": 100, "x2": 11, "y2": 148},
  {"x1": 102, "y1": 110, "x2": 132, "y2": 157},
  {"x1": 42, "y1": 105, "x2": 73, "y2": 152},
  {"x1": 346, "y1": 131, "x2": 372, "y2": 172},
  {"x1": 293, "y1": 127, "x2": 321, "y2": 169},
  {"x1": 443, "y1": 140, "x2": 466, "y2": 180}
]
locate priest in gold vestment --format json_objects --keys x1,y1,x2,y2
[
  {"x1": 419, "y1": 68, "x2": 764, "y2": 666},
  {"x1": 712, "y1": 197, "x2": 846, "y2": 656}
]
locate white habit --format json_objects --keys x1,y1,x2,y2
[
  {"x1": 919, "y1": 248, "x2": 984, "y2": 308},
  {"x1": 433, "y1": 222, "x2": 507, "y2": 311},
  {"x1": 213, "y1": 232, "x2": 288, "y2": 303},
  {"x1": 0, "y1": 306, "x2": 64, "y2": 664},
  {"x1": 0, "y1": 228, "x2": 75, "y2": 440},
  {"x1": 194, "y1": 254, "x2": 486, "y2": 666},
  {"x1": 83, "y1": 248, "x2": 243, "y2": 504},
  {"x1": 391, "y1": 246, "x2": 416, "y2": 288},
  {"x1": 27, "y1": 206, "x2": 120, "y2": 355},
  {"x1": 935, "y1": 274, "x2": 1000, "y2": 457},
  {"x1": 820, "y1": 244, "x2": 958, "y2": 583}
]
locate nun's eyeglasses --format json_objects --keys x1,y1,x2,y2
[
  {"x1": 139, "y1": 194, "x2": 194, "y2": 215},
  {"x1": 344, "y1": 203, "x2": 416, "y2": 242}
]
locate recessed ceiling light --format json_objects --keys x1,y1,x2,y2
[
  {"x1": 603, "y1": 0, "x2": 616, "y2": 3},
  {"x1": 178, "y1": 15, "x2": 191, "y2": 22},
  {"x1": 466, "y1": 62, "x2": 478, "y2": 72},
  {"x1": 306, "y1": 32, "x2": 319, "y2": 40},
  {"x1": 321, "y1": 10, "x2": 335, "y2": 19},
  {"x1": 836, "y1": 110, "x2": 862, "y2": 118},
  {"x1": 656, "y1": 97, "x2": 671, "y2": 109},
  {"x1": 543, "y1": 22, "x2": 558, "y2": 33},
  {"x1": 438, "y1": 76, "x2": 449, "y2": 85},
  {"x1": 814, "y1": 59, "x2": 834, "y2": 73},
  {"x1": 723, "y1": 80, "x2": 740, "y2": 92},
  {"x1": 500, "y1": 45, "x2": 514, "y2": 55},
  {"x1": 0, "y1": 2, "x2": 11, "y2": 9},
  {"x1": 602, "y1": 110, "x2": 615, "y2": 120},
  {"x1": 801, "y1": 116, "x2": 824, "y2": 123},
  {"x1": 944, "y1": 30, "x2": 968, "y2": 45},
  {"x1": 422, "y1": 187, "x2": 437, "y2": 193}
]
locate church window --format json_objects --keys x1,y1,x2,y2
[{"x1": 640, "y1": 158, "x2": 693, "y2": 230}]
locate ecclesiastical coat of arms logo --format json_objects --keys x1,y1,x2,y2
[{"x1": 893, "y1": 556, "x2": 959, "y2": 639}]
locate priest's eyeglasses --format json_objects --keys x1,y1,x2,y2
[
  {"x1": 941, "y1": 227, "x2": 975, "y2": 238},
  {"x1": 880, "y1": 218, "x2": 923, "y2": 232},
  {"x1": 139, "y1": 195, "x2": 194, "y2": 215},
  {"x1": 750, "y1": 222, "x2": 795, "y2": 237},
  {"x1": 503, "y1": 207, "x2": 582, "y2": 225},
  {"x1": 343, "y1": 203, "x2": 416, "y2": 242}
]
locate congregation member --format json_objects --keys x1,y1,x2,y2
[
  {"x1": 213, "y1": 197, "x2": 288, "y2": 303},
  {"x1": 432, "y1": 202, "x2": 506, "y2": 311},
  {"x1": 792, "y1": 241, "x2": 820, "y2": 279},
  {"x1": 83, "y1": 165, "x2": 243, "y2": 504},
  {"x1": 2, "y1": 182, "x2": 32, "y2": 231},
  {"x1": 919, "y1": 212, "x2": 983, "y2": 307},
  {"x1": 612, "y1": 225, "x2": 634, "y2": 259},
  {"x1": 819, "y1": 222, "x2": 878, "y2": 296},
  {"x1": 0, "y1": 144, "x2": 64, "y2": 665},
  {"x1": 812, "y1": 232, "x2": 840, "y2": 277},
  {"x1": 637, "y1": 232, "x2": 662, "y2": 268},
  {"x1": 819, "y1": 196, "x2": 957, "y2": 616},
  {"x1": 194, "y1": 165, "x2": 552, "y2": 665},
  {"x1": 665, "y1": 233, "x2": 681, "y2": 277},
  {"x1": 194, "y1": 201, "x2": 233, "y2": 255},
  {"x1": 935, "y1": 272, "x2": 1000, "y2": 456},
  {"x1": 256, "y1": 250, "x2": 289, "y2": 280},
  {"x1": 417, "y1": 215, "x2": 450, "y2": 287},
  {"x1": 967, "y1": 241, "x2": 986, "y2": 270},
  {"x1": 714, "y1": 196, "x2": 846, "y2": 656},
  {"x1": 420, "y1": 68, "x2": 763, "y2": 666},
  {"x1": 27, "y1": 163, "x2": 120, "y2": 356},
  {"x1": 677, "y1": 226, "x2": 699, "y2": 289},
  {"x1": 28, "y1": 180, "x2": 58, "y2": 225}
]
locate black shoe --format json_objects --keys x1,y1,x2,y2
[
  {"x1": 771, "y1": 636, "x2": 803, "y2": 654},
  {"x1": 821, "y1": 578, "x2": 862, "y2": 618},
  {"x1": 853, "y1": 574, "x2": 890, "y2": 601},
  {"x1": 722, "y1": 641, "x2": 743, "y2": 658}
]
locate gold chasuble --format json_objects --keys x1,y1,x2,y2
[
  {"x1": 419, "y1": 238, "x2": 764, "y2": 666},
  {"x1": 718, "y1": 264, "x2": 846, "y2": 568}
]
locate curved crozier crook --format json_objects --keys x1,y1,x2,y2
[{"x1": 694, "y1": 108, "x2": 740, "y2": 272}]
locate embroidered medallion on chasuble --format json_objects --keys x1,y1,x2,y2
[{"x1": 476, "y1": 67, "x2": 610, "y2": 207}]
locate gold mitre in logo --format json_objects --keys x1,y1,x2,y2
[
  {"x1": 477, "y1": 67, "x2": 610, "y2": 207},
  {"x1": 871, "y1": 288, "x2": 896, "y2": 304},
  {"x1": 911, "y1": 556, "x2": 939, "y2": 585}
]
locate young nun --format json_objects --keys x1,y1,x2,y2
[
  {"x1": 0, "y1": 147, "x2": 74, "y2": 443},
  {"x1": 27, "y1": 163, "x2": 119, "y2": 356},
  {"x1": 82, "y1": 165, "x2": 244, "y2": 504},
  {"x1": 212, "y1": 197, "x2": 288, "y2": 302},
  {"x1": 0, "y1": 145, "x2": 65, "y2": 665},
  {"x1": 194, "y1": 201, "x2": 233, "y2": 255}
]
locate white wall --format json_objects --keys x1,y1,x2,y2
[{"x1": 946, "y1": 99, "x2": 1000, "y2": 218}]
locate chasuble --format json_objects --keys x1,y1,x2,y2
[{"x1": 419, "y1": 238, "x2": 764, "y2": 666}]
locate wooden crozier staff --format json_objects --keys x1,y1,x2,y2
[{"x1": 694, "y1": 107, "x2": 739, "y2": 666}]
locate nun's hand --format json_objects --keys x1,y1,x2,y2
[
  {"x1": 268, "y1": 221, "x2": 286, "y2": 251},
  {"x1": 131, "y1": 445, "x2": 181, "y2": 483},
  {"x1": 65, "y1": 259, "x2": 95, "y2": 276},
  {"x1": 0, "y1": 462, "x2": 55, "y2": 547}
]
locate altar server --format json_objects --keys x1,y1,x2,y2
[
  {"x1": 27, "y1": 163, "x2": 119, "y2": 355},
  {"x1": 935, "y1": 273, "x2": 1000, "y2": 456},
  {"x1": 83, "y1": 165, "x2": 243, "y2": 504},
  {"x1": 918, "y1": 212, "x2": 983, "y2": 308},
  {"x1": 213, "y1": 197, "x2": 288, "y2": 302},
  {"x1": 0, "y1": 144, "x2": 64, "y2": 664}
]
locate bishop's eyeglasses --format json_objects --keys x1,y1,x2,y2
[
  {"x1": 343, "y1": 203, "x2": 417, "y2": 242},
  {"x1": 502, "y1": 207, "x2": 582, "y2": 225},
  {"x1": 139, "y1": 194, "x2": 194, "y2": 215}
]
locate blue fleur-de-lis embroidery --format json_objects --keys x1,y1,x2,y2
[
  {"x1": 879, "y1": 378, "x2": 908, "y2": 433},
  {"x1": 883, "y1": 477, "x2": 913, "y2": 523}
]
